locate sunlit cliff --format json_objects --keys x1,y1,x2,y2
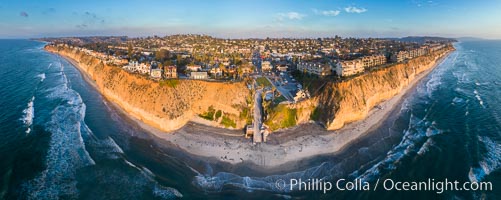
[{"x1": 46, "y1": 45, "x2": 251, "y2": 132}]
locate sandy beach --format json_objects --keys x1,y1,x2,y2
[{"x1": 54, "y1": 49, "x2": 452, "y2": 171}]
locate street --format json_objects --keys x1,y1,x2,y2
[{"x1": 253, "y1": 87, "x2": 263, "y2": 143}]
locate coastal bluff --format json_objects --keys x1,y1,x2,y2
[
  {"x1": 45, "y1": 45, "x2": 251, "y2": 132},
  {"x1": 289, "y1": 46, "x2": 455, "y2": 130}
]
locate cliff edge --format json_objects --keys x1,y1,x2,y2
[
  {"x1": 46, "y1": 45, "x2": 251, "y2": 132},
  {"x1": 267, "y1": 45, "x2": 455, "y2": 131}
]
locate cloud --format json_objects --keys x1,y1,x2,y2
[
  {"x1": 77, "y1": 11, "x2": 105, "y2": 28},
  {"x1": 313, "y1": 9, "x2": 341, "y2": 17},
  {"x1": 76, "y1": 24, "x2": 88, "y2": 29},
  {"x1": 42, "y1": 8, "x2": 56, "y2": 15},
  {"x1": 412, "y1": 0, "x2": 438, "y2": 7},
  {"x1": 20, "y1": 11, "x2": 29, "y2": 17},
  {"x1": 276, "y1": 12, "x2": 305, "y2": 21},
  {"x1": 344, "y1": 6, "x2": 367, "y2": 13},
  {"x1": 85, "y1": 11, "x2": 97, "y2": 19}
]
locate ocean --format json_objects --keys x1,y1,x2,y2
[{"x1": 0, "y1": 39, "x2": 499, "y2": 199}]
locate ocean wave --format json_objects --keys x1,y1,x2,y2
[
  {"x1": 452, "y1": 71, "x2": 470, "y2": 84},
  {"x1": 37, "y1": 73, "x2": 46, "y2": 82},
  {"x1": 425, "y1": 72, "x2": 443, "y2": 97},
  {"x1": 193, "y1": 161, "x2": 344, "y2": 193},
  {"x1": 84, "y1": 135, "x2": 125, "y2": 160},
  {"x1": 83, "y1": 129, "x2": 182, "y2": 199},
  {"x1": 122, "y1": 158, "x2": 182, "y2": 199},
  {"x1": 417, "y1": 138, "x2": 435, "y2": 156},
  {"x1": 468, "y1": 136, "x2": 501, "y2": 182},
  {"x1": 421, "y1": 52, "x2": 457, "y2": 97},
  {"x1": 357, "y1": 113, "x2": 442, "y2": 181},
  {"x1": 425, "y1": 121, "x2": 443, "y2": 137},
  {"x1": 473, "y1": 90, "x2": 485, "y2": 108},
  {"x1": 400, "y1": 99, "x2": 410, "y2": 111},
  {"x1": 153, "y1": 184, "x2": 183, "y2": 199},
  {"x1": 192, "y1": 113, "x2": 442, "y2": 193},
  {"x1": 98, "y1": 137, "x2": 124, "y2": 154},
  {"x1": 20, "y1": 96, "x2": 35, "y2": 134},
  {"x1": 452, "y1": 97, "x2": 465, "y2": 105},
  {"x1": 21, "y1": 70, "x2": 95, "y2": 199},
  {"x1": 474, "y1": 81, "x2": 489, "y2": 86},
  {"x1": 45, "y1": 63, "x2": 70, "y2": 99}
]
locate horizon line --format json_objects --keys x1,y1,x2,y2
[
  {"x1": 0, "y1": 34, "x2": 481, "y2": 41},
  {"x1": 0, "y1": 32, "x2": 496, "y2": 41}
]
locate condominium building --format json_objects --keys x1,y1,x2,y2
[
  {"x1": 361, "y1": 54, "x2": 387, "y2": 68},
  {"x1": 297, "y1": 62, "x2": 332, "y2": 76},
  {"x1": 391, "y1": 47, "x2": 428, "y2": 63},
  {"x1": 336, "y1": 59, "x2": 364, "y2": 77}
]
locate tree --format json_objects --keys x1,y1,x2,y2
[
  {"x1": 237, "y1": 67, "x2": 243, "y2": 79},
  {"x1": 163, "y1": 60, "x2": 173, "y2": 67},
  {"x1": 127, "y1": 43, "x2": 133, "y2": 58},
  {"x1": 218, "y1": 63, "x2": 226, "y2": 73}
]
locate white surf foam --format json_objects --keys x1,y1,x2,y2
[
  {"x1": 21, "y1": 69, "x2": 96, "y2": 199},
  {"x1": 417, "y1": 138, "x2": 435, "y2": 156},
  {"x1": 452, "y1": 97, "x2": 465, "y2": 105},
  {"x1": 357, "y1": 112, "x2": 441, "y2": 181},
  {"x1": 86, "y1": 136, "x2": 125, "y2": 160},
  {"x1": 468, "y1": 136, "x2": 501, "y2": 182},
  {"x1": 37, "y1": 73, "x2": 46, "y2": 82},
  {"x1": 153, "y1": 184, "x2": 183, "y2": 199},
  {"x1": 21, "y1": 54, "x2": 183, "y2": 199},
  {"x1": 194, "y1": 161, "x2": 344, "y2": 193},
  {"x1": 123, "y1": 158, "x2": 182, "y2": 199},
  {"x1": 20, "y1": 96, "x2": 35, "y2": 134},
  {"x1": 473, "y1": 90, "x2": 485, "y2": 108}
]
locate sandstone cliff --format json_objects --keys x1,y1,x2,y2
[
  {"x1": 268, "y1": 46, "x2": 454, "y2": 131},
  {"x1": 46, "y1": 45, "x2": 251, "y2": 132}
]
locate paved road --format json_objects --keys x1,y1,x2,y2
[
  {"x1": 253, "y1": 88, "x2": 263, "y2": 143},
  {"x1": 265, "y1": 76, "x2": 294, "y2": 102},
  {"x1": 252, "y1": 50, "x2": 262, "y2": 75}
]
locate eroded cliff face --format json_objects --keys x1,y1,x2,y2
[
  {"x1": 279, "y1": 46, "x2": 455, "y2": 131},
  {"x1": 46, "y1": 45, "x2": 250, "y2": 132},
  {"x1": 314, "y1": 46, "x2": 454, "y2": 130}
]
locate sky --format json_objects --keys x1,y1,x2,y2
[{"x1": 0, "y1": 0, "x2": 500, "y2": 39}]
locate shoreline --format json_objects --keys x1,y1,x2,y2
[{"x1": 50, "y1": 48, "x2": 453, "y2": 172}]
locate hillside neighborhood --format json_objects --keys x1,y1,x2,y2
[{"x1": 44, "y1": 35, "x2": 454, "y2": 143}]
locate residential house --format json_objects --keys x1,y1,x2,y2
[
  {"x1": 164, "y1": 66, "x2": 177, "y2": 79},
  {"x1": 190, "y1": 71, "x2": 208, "y2": 80},
  {"x1": 240, "y1": 65, "x2": 253, "y2": 74},
  {"x1": 137, "y1": 63, "x2": 151, "y2": 74},
  {"x1": 209, "y1": 67, "x2": 223, "y2": 76},
  {"x1": 186, "y1": 65, "x2": 202, "y2": 72},
  {"x1": 276, "y1": 64, "x2": 288, "y2": 72},
  {"x1": 262, "y1": 61, "x2": 272, "y2": 71},
  {"x1": 123, "y1": 61, "x2": 139, "y2": 72},
  {"x1": 294, "y1": 89, "x2": 307, "y2": 102},
  {"x1": 150, "y1": 68, "x2": 163, "y2": 79}
]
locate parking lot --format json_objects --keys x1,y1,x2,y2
[{"x1": 263, "y1": 70, "x2": 301, "y2": 103}]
